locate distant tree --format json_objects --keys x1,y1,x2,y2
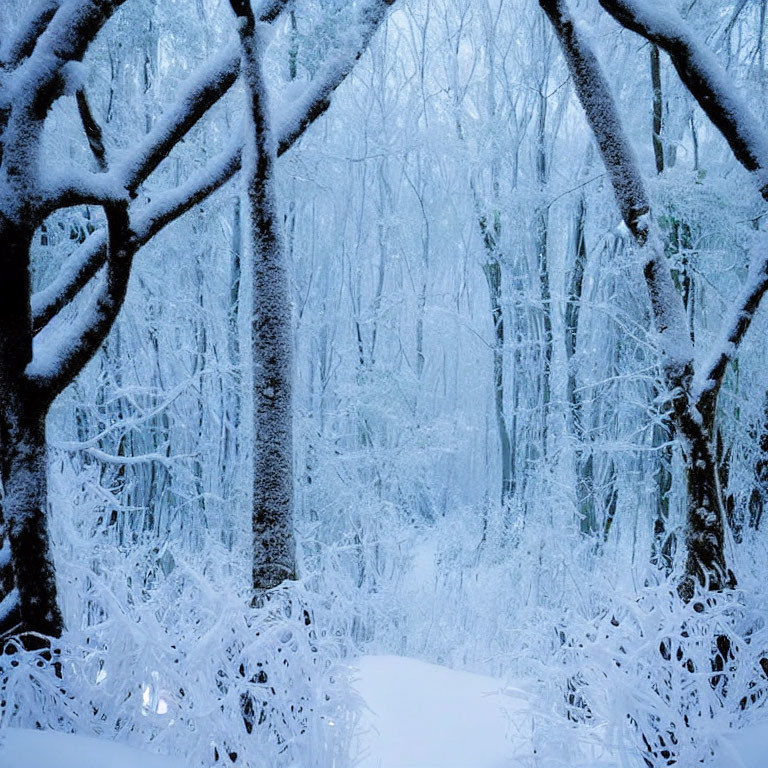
[{"x1": 0, "y1": 0, "x2": 396, "y2": 645}]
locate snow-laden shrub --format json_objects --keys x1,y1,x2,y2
[
  {"x1": 548, "y1": 579, "x2": 768, "y2": 767},
  {"x1": 0, "y1": 466, "x2": 359, "y2": 768},
  {"x1": 0, "y1": 578, "x2": 358, "y2": 768}
]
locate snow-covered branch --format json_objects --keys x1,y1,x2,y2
[
  {"x1": 32, "y1": 0, "x2": 398, "y2": 333},
  {"x1": 27, "y1": 203, "x2": 133, "y2": 399},
  {"x1": 599, "y1": 0, "x2": 768, "y2": 200},
  {"x1": 113, "y1": 1, "x2": 292, "y2": 194},
  {"x1": 539, "y1": 0, "x2": 693, "y2": 384},
  {"x1": 0, "y1": 0, "x2": 60, "y2": 69},
  {"x1": 694, "y1": 253, "x2": 768, "y2": 422},
  {"x1": 31, "y1": 143, "x2": 242, "y2": 334},
  {"x1": 113, "y1": 45, "x2": 241, "y2": 194},
  {"x1": 32, "y1": 230, "x2": 107, "y2": 333},
  {"x1": 13, "y1": 0, "x2": 127, "y2": 117},
  {"x1": 38, "y1": 168, "x2": 126, "y2": 213},
  {"x1": 131, "y1": 141, "x2": 242, "y2": 245},
  {"x1": 276, "y1": 0, "x2": 397, "y2": 155},
  {"x1": 79, "y1": 446, "x2": 182, "y2": 470}
]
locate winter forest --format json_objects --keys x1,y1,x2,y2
[{"x1": 1, "y1": 0, "x2": 768, "y2": 766}]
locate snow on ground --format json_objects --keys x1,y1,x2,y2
[
  {"x1": 352, "y1": 655, "x2": 616, "y2": 768},
  {"x1": 0, "y1": 728, "x2": 184, "y2": 768},
  {"x1": 1, "y1": 655, "x2": 767, "y2": 768},
  {"x1": 353, "y1": 654, "x2": 535, "y2": 768}
]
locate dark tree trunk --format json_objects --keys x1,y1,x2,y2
[
  {"x1": 0, "y1": 391, "x2": 62, "y2": 644},
  {"x1": 650, "y1": 44, "x2": 664, "y2": 175},
  {"x1": 0, "y1": 216, "x2": 62, "y2": 644},
  {"x1": 675, "y1": 409, "x2": 736, "y2": 601}
]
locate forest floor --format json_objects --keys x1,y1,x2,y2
[{"x1": 1, "y1": 655, "x2": 765, "y2": 767}]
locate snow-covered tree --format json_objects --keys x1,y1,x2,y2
[
  {"x1": 539, "y1": 0, "x2": 768, "y2": 598},
  {"x1": 0, "y1": 0, "x2": 395, "y2": 644}
]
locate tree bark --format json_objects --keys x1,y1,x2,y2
[{"x1": 650, "y1": 44, "x2": 664, "y2": 175}]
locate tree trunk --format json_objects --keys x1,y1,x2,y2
[
  {"x1": 540, "y1": 0, "x2": 738, "y2": 598},
  {"x1": 534, "y1": 90, "x2": 553, "y2": 457},
  {"x1": 0, "y1": 392, "x2": 62, "y2": 645},
  {"x1": 0, "y1": 213, "x2": 62, "y2": 644},
  {"x1": 231, "y1": 0, "x2": 297, "y2": 594},
  {"x1": 678, "y1": 420, "x2": 736, "y2": 601},
  {"x1": 482, "y1": 256, "x2": 514, "y2": 506},
  {"x1": 565, "y1": 195, "x2": 596, "y2": 535},
  {"x1": 650, "y1": 44, "x2": 664, "y2": 175}
]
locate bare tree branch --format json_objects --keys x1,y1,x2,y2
[
  {"x1": 76, "y1": 88, "x2": 108, "y2": 171},
  {"x1": 694, "y1": 258, "x2": 768, "y2": 418}
]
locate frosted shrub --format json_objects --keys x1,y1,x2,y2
[
  {"x1": 0, "y1": 578, "x2": 358, "y2": 768},
  {"x1": 555, "y1": 580, "x2": 768, "y2": 767},
  {"x1": 0, "y1": 465, "x2": 359, "y2": 768}
]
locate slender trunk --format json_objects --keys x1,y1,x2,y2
[
  {"x1": 224, "y1": 198, "x2": 242, "y2": 484},
  {"x1": 650, "y1": 419, "x2": 675, "y2": 572},
  {"x1": 565, "y1": 196, "x2": 596, "y2": 535},
  {"x1": 535, "y1": 91, "x2": 553, "y2": 456},
  {"x1": 650, "y1": 44, "x2": 664, "y2": 175},
  {"x1": 482, "y1": 257, "x2": 513, "y2": 505}
]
